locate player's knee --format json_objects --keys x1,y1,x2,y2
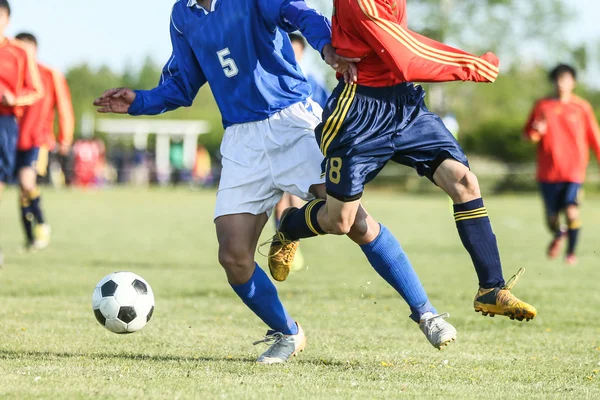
[
  {"x1": 449, "y1": 171, "x2": 481, "y2": 202},
  {"x1": 20, "y1": 185, "x2": 36, "y2": 198},
  {"x1": 328, "y1": 217, "x2": 354, "y2": 235},
  {"x1": 565, "y1": 205, "x2": 580, "y2": 222},
  {"x1": 218, "y1": 246, "x2": 253, "y2": 274}
]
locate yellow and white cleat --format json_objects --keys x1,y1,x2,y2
[
  {"x1": 33, "y1": 224, "x2": 52, "y2": 251},
  {"x1": 254, "y1": 323, "x2": 306, "y2": 364},
  {"x1": 474, "y1": 268, "x2": 537, "y2": 321}
]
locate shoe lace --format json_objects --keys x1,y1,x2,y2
[
  {"x1": 503, "y1": 268, "x2": 525, "y2": 291},
  {"x1": 423, "y1": 312, "x2": 450, "y2": 335},
  {"x1": 253, "y1": 332, "x2": 287, "y2": 358},
  {"x1": 257, "y1": 231, "x2": 294, "y2": 258},
  {"x1": 253, "y1": 332, "x2": 284, "y2": 346}
]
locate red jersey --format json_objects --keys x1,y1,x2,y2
[
  {"x1": 18, "y1": 64, "x2": 74, "y2": 151},
  {"x1": 332, "y1": 0, "x2": 500, "y2": 86},
  {"x1": 0, "y1": 38, "x2": 43, "y2": 116},
  {"x1": 524, "y1": 96, "x2": 600, "y2": 183}
]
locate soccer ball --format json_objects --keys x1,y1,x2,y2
[{"x1": 92, "y1": 272, "x2": 155, "y2": 334}]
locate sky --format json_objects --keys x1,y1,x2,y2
[{"x1": 6, "y1": 0, "x2": 600, "y2": 78}]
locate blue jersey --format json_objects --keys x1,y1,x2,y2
[
  {"x1": 305, "y1": 73, "x2": 330, "y2": 109},
  {"x1": 129, "y1": 0, "x2": 332, "y2": 128}
]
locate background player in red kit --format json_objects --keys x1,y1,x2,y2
[
  {"x1": 15, "y1": 32, "x2": 74, "y2": 250},
  {"x1": 272, "y1": 0, "x2": 537, "y2": 323},
  {"x1": 0, "y1": 0, "x2": 43, "y2": 263},
  {"x1": 524, "y1": 64, "x2": 600, "y2": 265}
]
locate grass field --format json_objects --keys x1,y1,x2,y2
[{"x1": 0, "y1": 187, "x2": 599, "y2": 399}]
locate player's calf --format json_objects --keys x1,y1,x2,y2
[
  {"x1": 565, "y1": 205, "x2": 581, "y2": 263},
  {"x1": 19, "y1": 190, "x2": 35, "y2": 246},
  {"x1": 436, "y1": 162, "x2": 481, "y2": 204}
]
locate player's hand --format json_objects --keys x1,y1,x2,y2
[
  {"x1": 532, "y1": 118, "x2": 547, "y2": 135},
  {"x1": 93, "y1": 88, "x2": 136, "y2": 114},
  {"x1": 0, "y1": 92, "x2": 15, "y2": 106},
  {"x1": 322, "y1": 44, "x2": 360, "y2": 83}
]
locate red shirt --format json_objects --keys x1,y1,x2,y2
[
  {"x1": 332, "y1": 0, "x2": 500, "y2": 86},
  {"x1": 18, "y1": 64, "x2": 74, "y2": 150},
  {"x1": 0, "y1": 38, "x2": 43, "y2": 116},
  {"x1": 524, "y1": 96, "x2": 600, "y2": 183}
]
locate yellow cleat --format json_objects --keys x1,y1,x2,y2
[
  {"x1": 266, "y1": 208, "x2": 300, "y2": 282},
  {"x1": 474, "y1": 268, "x2": 537, "y2": 322},
  {"x1": 33, "y1": 224, "x2": 52, "y2": 251}
]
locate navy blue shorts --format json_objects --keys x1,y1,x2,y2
[
  {"x1": 539, "y1": 182, "x2": 582, "y2": 216},
  {"x1": 16, "y1": 147, "x2": 40, "y2": 172},
  {"x1": 316, "y1": 82, "x2": 469, "y2": 201},
  {"x1": 0, "y1": 115, "x2": 18, "y2": 183}
]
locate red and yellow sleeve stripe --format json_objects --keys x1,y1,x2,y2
[{"x1": 356, "y1": 0, "x2": 499, "y2": 82}]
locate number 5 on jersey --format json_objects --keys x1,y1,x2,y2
[{"x1": 217, "y1": 48, "x2": 239, "y2": 78}]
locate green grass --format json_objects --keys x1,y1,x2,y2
[{"x1": 0, "y1": 187, "x2": 599, "y2": 399}]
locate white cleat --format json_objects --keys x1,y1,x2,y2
[
  {"x1": 254, "y1": 323, "x2": 306, "y2": 364},
  {"x1": 33, "y1": 224, "x2": 52, "y2": 250},
  {"x1": 419, "y1": 312, "x2": 457, "y2": 350}
]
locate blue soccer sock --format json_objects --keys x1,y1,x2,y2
[
  {"x1": 454, "y1": 198, "x2": 505, "y2": 288},
  {"x1": 20, "y1": 198, "x2": 34, "y2": 244},
  {"x1": 567, "y1": 219, "x2": 581, "y2": 255},
  {"x1": 29, "y1": 188, "x2": 45, "y2": 224},
  {"x1": 361, "y1": 224, "x2": 436, "y2": 323},
  {"x1": 231, "y1": 264, "x2": 298, "y2": 335},
  {"x1": 279, "y1": 199, "x2": 326, "y2": 240}
]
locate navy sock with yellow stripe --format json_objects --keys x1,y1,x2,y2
[
  {"x1": 279, "y1": 199, "x2": 326, "y2": 240},
  {"x1": 29, "y1": 188, "x2": 45, "y2": 224},
  {"x1": 454, "y1": 198, "x2": 505, "y2": 288},
  {"x1": 20, "y1": 197, "x2": 35, "y2": 244},
  {"x1": 567, "y1": 219, "x2": 581, "y2": 255}
]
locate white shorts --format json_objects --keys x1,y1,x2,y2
[{"x1": 214, "y1": 100, "x2": 325, "y2": 219}]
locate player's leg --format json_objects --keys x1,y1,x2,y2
[
  {"x1": 215, "y1": 212, "x2": 305, "y2": 364},
  {"x1": 17, "y1": 155, "x2": 36, "y2": 249},
  {"x1": 539, "y1": 183, "x2": 567, "y2": 259},
  {"x1": 0, "y1": 116, "x2": 20, "y2": 265},
  {"x1": 433, "y1": 158, "x2": 536, "y2": 321},
  {"x1": 563, "y1": 183, "x2": 582, "y2": 265},
  {"x1": 269, "y1": 90, "x2": 455, "y2": 348},
  {"x1": 215, "y1": 117, "x2": 308, "y2": 363},
  {"x1": 389, "y1": 100, "x2": 535, "y2": 321},
  {"x1": 16, "y1": 148, "x2": 50, "y2": 250},
  {"x1": 0, "y1": 179, "x2": 4, "y2": 265},
  {"x1": 274, "y1": 193, "x2": 306, "y2": 272}
]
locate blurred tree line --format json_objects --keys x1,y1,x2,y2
[{"x1": 64, "y1": 0, "x2": 600, "y2": 174}]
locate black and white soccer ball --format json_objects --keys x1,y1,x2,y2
[{"x1": 92, "y1": 272, "x2": 155, "y2": 334}]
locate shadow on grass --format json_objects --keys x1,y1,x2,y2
[
  {"x1": 0, "y1": 349, "x2": 353, "y2": 367},
  {"x1": 0, "y1": 349, "x2": 253, "y2": 363}
]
